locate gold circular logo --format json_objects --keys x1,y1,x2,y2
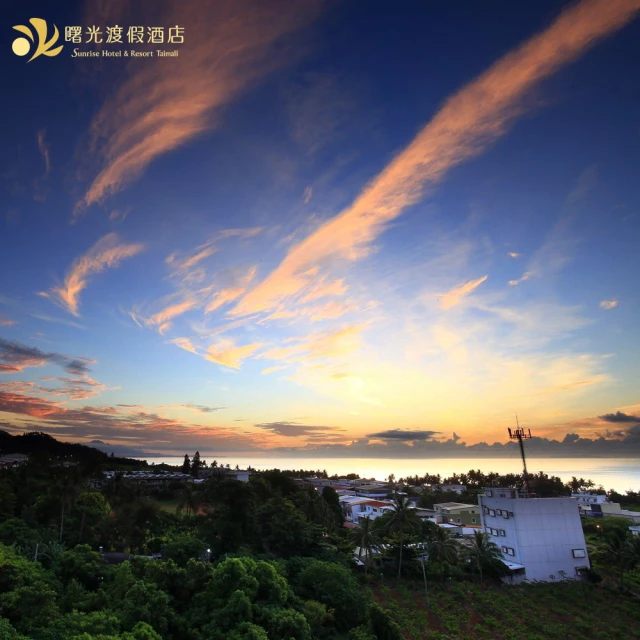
[{"x1": 12, "y1": 37, "x2": 30, "y2": 56}]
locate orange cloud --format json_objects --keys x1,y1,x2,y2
[
  {"x1": 0, "y1": 316, "x2": 17, "y2": 326},
  {"x1": 206, "y1": 340, "x2": 263, "y2": 369},
  {"x1": 42, "y1": 233, "x2": 143, "y2": 316},
  {"x1": 600, "y1": 299, "x2": 618, "y2": 310},
  {"x1": 438, "y1": 276, "x2": 488, "y2": 310},
  {"x1": 167, "y1": 337, "x2": 198, "y2": 354},
  {"x1": 142, "y1": 299, "x2": 198, "y2": 334},
  {"x1": 75, "y1": 0, "x2": 320, "y2": 213},
  {"x1": 233, "y1": 0, "x2": 640, "y2": 317}
]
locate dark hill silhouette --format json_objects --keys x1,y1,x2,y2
[{"x1": 0, "y1": 430, "x2": 143, "y2": 467}]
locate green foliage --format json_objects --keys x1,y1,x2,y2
[
  {"x1": 55, "y1": 544, "x2": 105, "y2": 590},
  {"x1": 160, "y1": 533, "x2": 207, "y2": 566},
  {"x1": 369, "y1": 604, "x2": 403, "y2": 640},
  {"x1": 291, "y1": 558, "x2": 366, "y2": 630}
]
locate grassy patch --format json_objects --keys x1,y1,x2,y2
[
  {"x1": 369, "y1": 579, "x2": 640, "y2": 639},
  {"x1": 151, "y1": 497, "x2": 180, "y2": 513}
]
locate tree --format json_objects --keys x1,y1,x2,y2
[
  {"x1": 321, "y1": 486, "x2": 344, "y2": 529},
  {"x1": 176, "y1": 483, "x2": 198, "y2": 519},
  {"x1": 191, "y1": 452, "x2": 201, "y2": 478},
  {"x1": 181, "y1": 455, "x2": 191, "y2": 475},
  {"x1": 119, "y1": 581, "x2": 170, "y2": 636},
  {"x1": 161, "y1": 534, "x2": 207, "y2": 567},
  {"x1": 55, "y1": 544, "x2": 105, "y2": 590},
  {"x1": 385, "y1": 493, "x2": 421, "y2": 579},
  {"x1": 257, "y1": 497, "x2": 322, "y2": 558},
  {"x1": 55, "y1": 468, "x2": 82, "y2": 543},
  {"x1": 598, "y1": 528, "x2": 640, "y2": 590},
  {"x1": 291, "y1": 559, "x2": 366, "y2": 631},
  {"x1": 350, "y1": 517, "x2": 382, "y2": 574},
  {"x1": 465, "y1": 530, "x2": 504, "y2": 584},
  {"x1": 421, "y1": 521, "x2": 458, "y2": 582}
]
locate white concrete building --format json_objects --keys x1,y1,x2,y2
[
  {"x1": 479, "y1": 487, "x2": 590, "y2": 583},
  {"x1": 571, "y1": 491, "x2": 608, "y2": 506}
]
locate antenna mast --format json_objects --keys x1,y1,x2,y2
[{"x1": 508, "y1": 415, "x2": 532, "y2": 495}]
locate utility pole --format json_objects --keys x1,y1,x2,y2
[{"x1": 508, "y1": 415, "x2": 532, "y2": 495}]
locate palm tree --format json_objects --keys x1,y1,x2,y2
[
  {"x1": 600, "y1": 529, "x2": 640, "y2": 590},
  {"x1": 425, "y1": 523, "x2": 458, "y2": 567},
  {"x1": 465, "y1": 530, "x2": 503, "y2": 585},
  {"x1": 177, "y1": 483, "x2": 199, "y2": 518},
  {"x1": 386, "y1": 493, "x2": 422, "y2": 579},
  {"x1": 55, "y1": 468, "x2": 82, "y2": 543},
  {"x1": 350, "y1": 516, "x2": 382, "y2": 574}
]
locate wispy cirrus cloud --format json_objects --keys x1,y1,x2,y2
[
  {"x1": 233, "y1": 0, "x2": 640, "y2": 319},
  {"x1": 0, "y1": 316, "x2": 17, "y2": 326},
  {"x1": 167, "y1": 337, "x2": 198, "y2": 355},
  {"x1": 39, "y1": 233, "x2": 143, "y2": 316},
  {"x1": 508, "y1": 271, "x2": 533, "y2": 287},
  {"x1": 438, "y1": 275, "x2": 488, "y2": 310},
  {"x1": 0, "y1": 338, "x2": 94, "y2": 376},
  {"x1": 33, "y1": 129, "x2": 51, "y2": 202},
  {"x1": 206, "y1": 340, "x2": 263, "y2": 369},
  {"x1": 37, "y1": 130, "x2": 51, "y2": 176},
  {"x1": 75, "y1": 0, "x2": 321, "y2": 214},
  {"x1": 600, "y1": 299, "x2": 618, "y2": 310},
  {"x1": 159, "y1": 403, "x2": 227, "y2": 414}
]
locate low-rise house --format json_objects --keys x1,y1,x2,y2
[
  {"x1": 340, "y1": 496, "x2": 374, "y2": 523},
  {"x1": 425, "y1": 483, "x2": 467, "y2": 495},
  {"x1": 356, "y1": 500, "x2": 395, "y2": 523},
  {"x1": 572, "y1": 491, "x2": 608, "y2": 506},
  {"x1": 353, "y1": 484, "x2": 393, "y2": 499},
  {"x1": 433, "y1": 502, "x2": 480, "y2": 526},
  {"x1": 630, "y1": 526, "x2": 640, "y2": 536},
  {"x1": 575, "y1": 493, "x2": 640, "y2": 523}
]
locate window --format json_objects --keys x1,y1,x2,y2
[
  {"x1": 499, "y1": 529, "x2": 506, "y2": 536},
  {"x1": 472, "y1": 518, "x2": 476, "y2": 524},
  {"x1": 496, "y1": 509, "x2": 502, "y2": 516},
  {"x1": 483, "y1": 506, "x2": 489, "y2": 515},
  {"x1": 501, "y1": 546, "x2": 515, "y2": 556},
  {"x1": 502, "y1": 512, "x2": 509, "y2": 519},
  {"x1": 572, "y1": 549, "x2": 586, "y2": 558},
  {"x1": 485, "y1": 490, "x2": 493, "y2": 497},
  {"x1": 489, "y1": 509, "x2": 496, "y2": 517},
  {"x1": 456, "y1": 518, "x2": 461, "y2": 523}
]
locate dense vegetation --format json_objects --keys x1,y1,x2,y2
[{"x1": 0, "y1": 436, "x2": 639, "y2": 639}]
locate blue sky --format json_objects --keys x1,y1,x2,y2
[{"x1": 1, "y1": 0, "x2": 640, "y2": 457}]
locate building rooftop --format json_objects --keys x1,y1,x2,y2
[
  {"x1": 360, "y1": 500, "x2": 393, "y2": 508},
  {"x1": 434, "y1": 502, "x2": 477, "y2": 510}
]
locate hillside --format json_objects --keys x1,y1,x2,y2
[
  {"x1": 0, "y1": 430, "x2": 143, "y2": 467},
  {"x1": 371, "y1": 579, "x2": 640, "y2": 640}
]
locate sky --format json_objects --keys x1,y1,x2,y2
[{"x1": 2, "y1": 0, "x2": 640, "y2": 459}]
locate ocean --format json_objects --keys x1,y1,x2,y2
[{"x1": 136, "y1": 456, "x2": 640, "y2": 493}]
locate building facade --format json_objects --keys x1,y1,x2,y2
[
  {"x1": 479, "y1": 487, "x2": 590, "y2": 583},
  {"x1": 433, "y1": 502, "x2": 480, "y2": 526}
]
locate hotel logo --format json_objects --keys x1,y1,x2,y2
[{"x1": 13, "y1": 18, "x2": 63, "y2": 62}]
